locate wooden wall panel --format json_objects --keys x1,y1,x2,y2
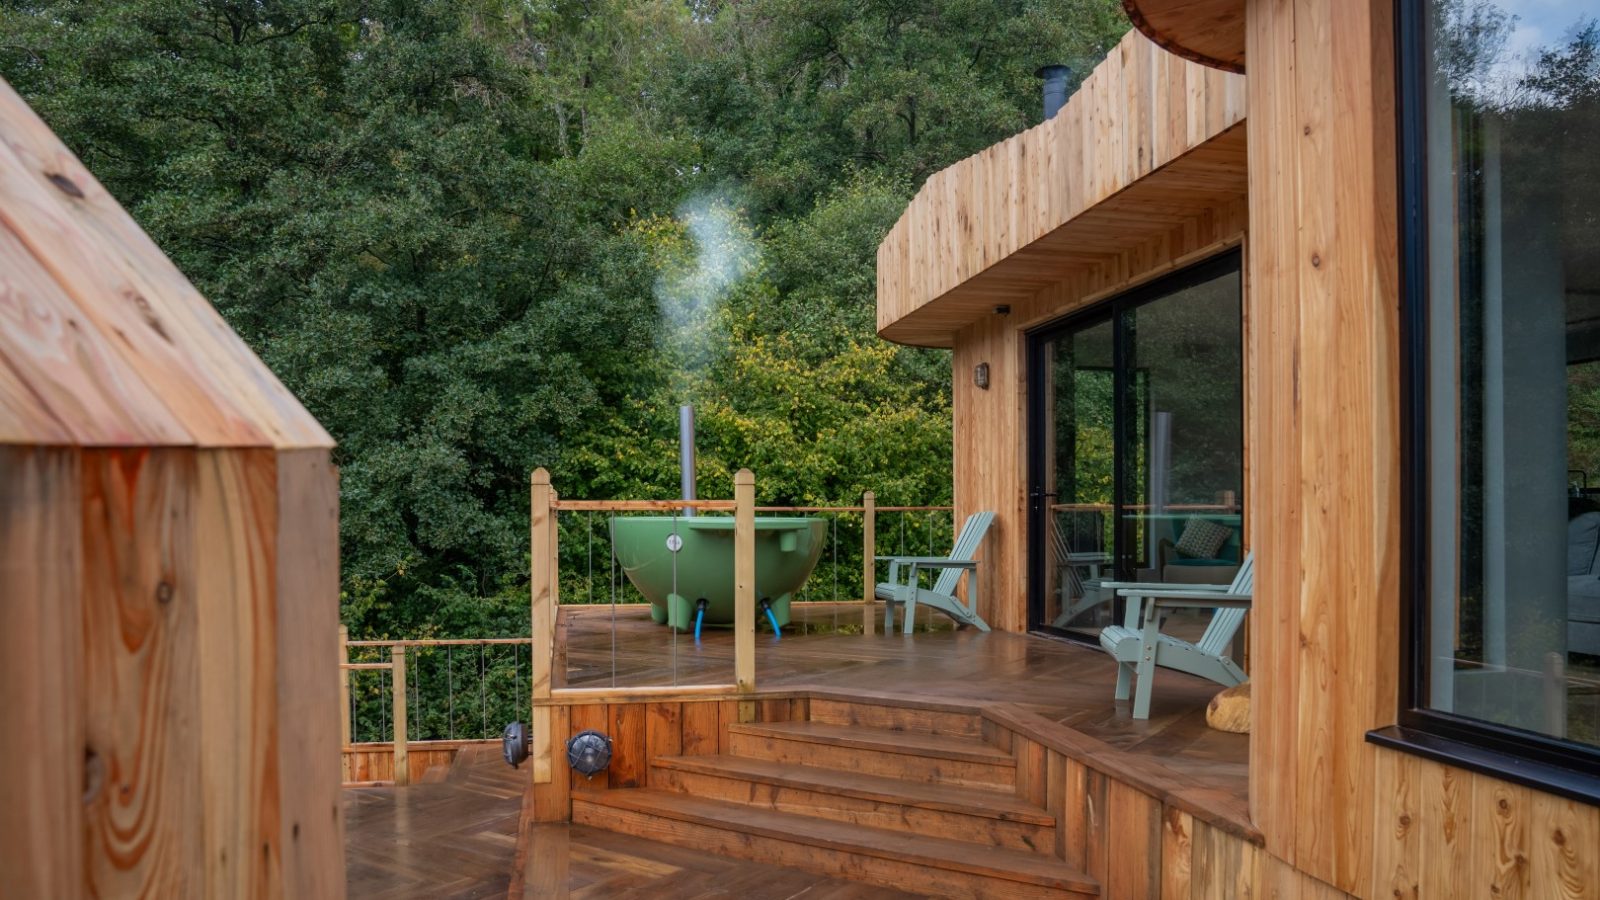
[
  {"x1": 1243, "y1": 0, "x2": 1301, "y2": 867},
  {"x1": 79, "y1": 448, "x2": 205, "y2": 898},
  {"x1": 273, "y1": 449, "x2": 343, "y2": 899},
  {"x1": 1367, "y1": 747, "x2": 1600, "y2": 900},
  {"x1": 0, "y1": 448, "x2": 83, "y2": 897},
  {"x1": 1245, "y1": 0, "x2": 1401, "y2": 892},
  {"x1": 194, "y1": 449, "x2": 282, "y2": 898}
]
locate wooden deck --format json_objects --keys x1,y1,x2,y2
[
  {"x1": 345, "y1": 744, "x2": 918, "y2": 899},
  {"x1": 560, "y1": 602, "x2": 1248, "y2": 804},
  {"x1": 350, "y1": 603, "x2": 1250, "y2": 898}
]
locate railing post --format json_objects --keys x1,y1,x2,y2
[
  {"x1": 734, "y1": 469, "x2": 756, "y2": 721},
  {"x1": 530, "y1": 468, "x2": 555, "y2": 783},
  {"x1": 861, "y1": 491, "x2": 876, "y2": 635},
  {"x1": 391, "y1": 644, "x2": 408, "y2": 786},
  {"x1": 338, "y1": 625, "x2": 351, "y2": 748}
]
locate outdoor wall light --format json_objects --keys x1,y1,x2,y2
[
  {"x1": 974, "y1": 362, "x2": 991, "y2": 390},
  {"x1": 566, "y1": 729, "x2": 613, "y2": 779}
]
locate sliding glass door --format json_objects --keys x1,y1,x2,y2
[{"x1": 1027, "y1": 252, "x2": 1244, "y2": 640}]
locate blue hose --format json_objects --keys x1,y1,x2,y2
[
  {"x1": 693, "y1": 607, "x2": 705, "y2": 644},
  {"x1": 763, "y1": 606, "x2": 782, "y2": 641}
]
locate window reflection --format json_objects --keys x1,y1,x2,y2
[{"x1": 1423, "y1": 0, "x2": 1600, "y2": 747}]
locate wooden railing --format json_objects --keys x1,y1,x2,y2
[
  {"x1": 338, "y1": 630, "x2": 533, "y2": 786},
  {"x1": 525, "y1": 467, "x2": 953, "y2": 784}
]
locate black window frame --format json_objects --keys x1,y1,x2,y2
[
  {"x1": 1370, "y1": 0, "x2": 1600, "y2": 806},
  {"x1": 1024, "y1": 248, "x2": 1244, "y2": 641}
]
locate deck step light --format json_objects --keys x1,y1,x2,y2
[
  {"x1": 567, "y1": 730, "x2": 613, "y2": 779},
  {"x1": 501, "y1": 721, "x2": 530, "y2": 769}
]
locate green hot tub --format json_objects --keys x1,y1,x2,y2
[{"x1": 608, "y1": 516, "x2": 826, "y2": 632}]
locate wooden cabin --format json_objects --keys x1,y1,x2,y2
[
  {"x1": 490, "y1": 1, "x2": 1600, "y2": 897},
  {"x1": 0, "y1": 78, "x2": 344, "y2": 896},
  {"x1": 872, "y1": 0, "x2": 1600, "y2": 896}
]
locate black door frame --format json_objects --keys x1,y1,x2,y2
[{"x1": 1024, "y1": 248, "x2": 1244, "y2": 640}]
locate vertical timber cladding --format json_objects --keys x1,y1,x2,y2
[{"x1": 1245, "y1": 0, "x2": 1402, "y2": 893}]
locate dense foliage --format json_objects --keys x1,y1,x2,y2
[{"x1": 0, "y1": 0, "x2": 1130, "y2": 649}]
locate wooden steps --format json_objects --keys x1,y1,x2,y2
[
  {"x1": 727, "y1": 721, "x2": 1017, "y2": 789},
  {"x1": 652, "y1": 754, "x2": 1055, "y2": 853},
  {"x1": 573, "y1": 699, "x2": 1100, "y2": 898},
  {"x1": 573, "y1": 790, "x2": 1096, "y2": 899}
]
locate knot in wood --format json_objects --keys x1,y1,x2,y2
[
  {"x1": 156, "y1": 581, "x2": 174, "y2": 604},
  {"x1": 46, "y1": 172, "x2": 85, "y2": 198},
  {"x1": 82, "y1": 748, "x2": 104, "y2": 804}
]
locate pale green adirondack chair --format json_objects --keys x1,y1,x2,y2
[
  {"x1": 874, "y1": 511, "x2": 994, "y2": 634},
  {"x1": 1098, "y1": 553, "x2": 1254, "y2": 719}
]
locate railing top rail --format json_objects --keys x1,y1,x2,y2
[
  {"x1": 346, "y1": 637, "x2": 533, "y2": 648},
  {"x1": 552, "y1": 499, "x2": 737, "y2": 512},
  {"x1": 546, "y1": 499, "x2": 951, "y2": 514},
  {"x1": 753, "y1": 505, "x2": 954, "y2": 513}
]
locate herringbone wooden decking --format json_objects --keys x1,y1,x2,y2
[{"x1": 345, "y1": 744, "x2": 922, "y2": 899}]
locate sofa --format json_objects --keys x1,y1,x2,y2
[{"x1": 1566, "y1": 511, "x2": 1600, "y2": 657}]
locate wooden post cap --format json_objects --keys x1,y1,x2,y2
[
  {"x1": 734, "y1": 468, "x2": 754, "y2": 485},
  {"x1": 531, "y1": 467, "x2": 550, "y2": 485}
]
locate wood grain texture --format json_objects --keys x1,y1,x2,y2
[
  {"x1": 1244, "y1": 0, "x2": 1401, "y2": 892},
  {"x1": 876, "y1": 30, "x2": 1246, "y2": 348},
  {"x1": 0, "y1": 76, "x2": 330, "y2": 449},
  {"x1": 0, "y1": 218, "x2": 191, "y2": 446},
  {"x1": 273, "y1": 449, "x2": 343, "y2": 898},
  {"x1": 80, "y1": 449, "x2": 205, "y2": 897},
  {"x1": 1123, "y1": 0, "x2": 1247, "y2": 73},
  {"x1": 0, "y1": 448, "x2": 84, "y2": 897},
  {"x1": 193, "y1": 449, "x2": 283, "y2": 898}
]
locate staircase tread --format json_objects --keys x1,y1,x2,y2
[
  {"x1": 654, "y1": 754, "x2": 1053, "y2": 825},
  {"x1": 576, "y1": 788, "x2": 1096, "y2": 893},
  {"x1": 728, "y1": 721, "x2": 1015, "y2": 765}
]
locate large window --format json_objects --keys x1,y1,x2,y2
[
  {"x1": 1398, "y1": 0, "x2": 1600, "y2": 779},
  {"x1": 1027, "y1": 252, "x2": 1243, "y2": 640}
]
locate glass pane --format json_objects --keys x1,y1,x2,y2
[
  {"x1": 1120, "y1": 272, "x2": 1244, "y2": 599},
  {"x1": 1036, "y1": 259, "x2": 1243, "y2": 640},
  {"x1": 1423, "y1": 0, "x2": 1600, "y2": 748},
  {"x1": 1043, "y1": 318, "x2": 1116, "y2": 635}
]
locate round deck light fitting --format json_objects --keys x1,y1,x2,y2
[
  {"x1": 567, "y1": 729, "x2": 612, "y2": 779},
  {"x1": 502, "y1": 721, "x2": 530, "y2": 769}
]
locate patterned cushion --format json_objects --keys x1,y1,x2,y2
[{"x1": 1176, "y1": 517, "x2": 1233, "y2": 560}]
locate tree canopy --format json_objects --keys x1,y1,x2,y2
[{"x1": 1, "y1": 0, "x2": 1130, "y2": 638}]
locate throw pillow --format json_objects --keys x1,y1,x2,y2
[{"x1": 1176, "y1": 517, "x2": 1232, "y2": 560}]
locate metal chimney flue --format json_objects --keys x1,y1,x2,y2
[
  {"x1": 1036, "y1": 65, "x2": 1072, "y2": 120},
  {"x1": 678, "y1": 404, "x2": 697, "y2": 517}
]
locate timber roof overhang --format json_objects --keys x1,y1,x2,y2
[
  {"x1": 874, "y1": 32, "x2": 1247, "y2": 349},
  {"x1": 1122, "y1": 0, "x2": 1246, "y2": 74}
]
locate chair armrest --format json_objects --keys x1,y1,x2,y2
[
  {"x1": 1115, "y1": 589, "x2": 1252, "y2": 609},
  {"x1": 893, "y1": 559, "x2": 977, "y2": 570},
  {"x1": 1098, "y1": 580, "x2": 1229, "y2": 592},
  {"x1": 877, "y1": 556, "x2": 975, "y2": 565}
]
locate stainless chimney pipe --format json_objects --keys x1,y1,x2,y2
[
  {"x1": 678, "y1": 404, "x2": 697, "y2": 516},
  {"x1": 1036, "y1": 64, "x2": 1072, "y2": 120}
]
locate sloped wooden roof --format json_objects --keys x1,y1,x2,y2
[{"x1": 0, "y1": 77, "x2": 332, "y2": 449}]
